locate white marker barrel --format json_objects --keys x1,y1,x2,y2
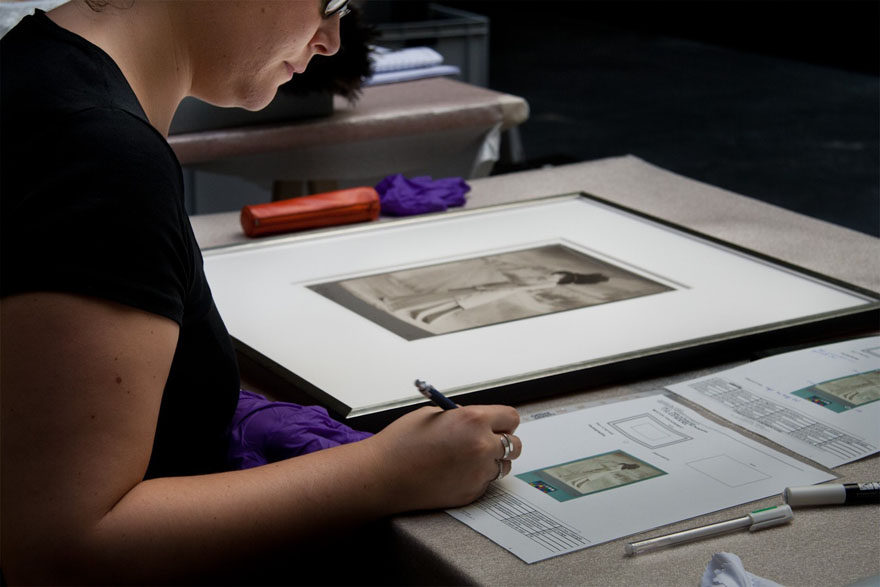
[
  {"x1": 782, "y1": 483, "x2": 880, "y2": 507},
  {"x1": 784, "y1": 484, "x2": 844, "y2": 506}
]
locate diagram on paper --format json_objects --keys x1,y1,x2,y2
[
  {"x1": 687, "y1": 454, "x2": 770, "y2": 488},
  {"x1": 608, "y1": 413, "x2": 692, "y2": 448}
]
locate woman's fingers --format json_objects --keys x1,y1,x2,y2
[
  {"x1": 488, "y1": 404, "x2": 521, "y2": 435},
  {"x1": 496, "y1": 432, "x2": 522, "y2": 461},
  {"x1": 492, "y1": 458, "x2": 513, "y2": 482},
  {"x1": 486, "y1": 433, "x2": 520, "y2": 484}
]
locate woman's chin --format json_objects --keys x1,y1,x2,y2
[
  {"x1": 205, "y1": 81, "x2": 280, "y2": 112},
  {"x1": 237, "y1": 89, "x2": 278, "y2": 112}
]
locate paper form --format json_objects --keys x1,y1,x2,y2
[
  {"x1": 667, "y1": 336, "x2": 880, "y2": 468},
  {"x1": 447, "y1": 394, "x2": 833, "y2": 564}
]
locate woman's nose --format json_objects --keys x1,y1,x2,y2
[{"x1": 310, "y1": 17, "x2": 342, "y2": 57}]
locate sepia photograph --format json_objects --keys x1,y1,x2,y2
[
  {"x1": 517, "y1": 449, "x2": 666, "y2": 503},
  {"x1": 309, "y1": 243, "x2": 673, "y2": 340}
]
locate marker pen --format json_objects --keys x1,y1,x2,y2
[
  {"x1": 783, "y1": 482, "x2": 880, "y2": 507},
  {"x1": 625, "y1": 505, "x2": 793, "y2": 556}
]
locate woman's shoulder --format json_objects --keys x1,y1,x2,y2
[
  {"x1": 6, "y1": 105, "x2": 183, "y2": 223},
  {"x1": 65, "y1": 107, "x2": 181, "y2": 185},
  {"x1": 2, "y1": 9, "x2": 155, "y2": 143}
]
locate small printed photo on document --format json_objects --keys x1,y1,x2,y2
[
  {"x1": 515, "y1": 449, "x2": 666, "y2": 503},
  {"x1": 308, "y1": 243, "x2": 673, "y2": 340},
  {"x1": 791, "y1": 369, "x2": 880, "y2": 413}
]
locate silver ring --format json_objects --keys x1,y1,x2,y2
[
  {"x1": 495, "y1": 459, "x2": 505, "y2": 481},
  {"x1": 500, "y1": 433, "x2": 513, "y2": 460}
]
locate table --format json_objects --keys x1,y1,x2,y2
[
  {"x1": 170, "y1": 77, "x2": 529, "y2": 213},
  {"x1": 191, "y1": 156, "x2": 880, "y2": 586}
]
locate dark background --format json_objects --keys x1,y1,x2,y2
[{"x1": 366, "y1": 0, "x2": 879, "y2": 236}]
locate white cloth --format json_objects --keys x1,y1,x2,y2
[
  {"x1": 365, "y1": 46, "x2": 460, "y2": 86},
  {"x1": 701, "y1": 553, "x2": 783, "y2": 587},
  {"x1": 0, "y1": 0, "x2": 67, "y2": 39}
]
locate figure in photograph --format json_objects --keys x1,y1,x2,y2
[
  {"x1": 381, "y1": 269, "x2": 610, "y2": 325},
  {"x1": 546, "y1": 456, "x2": 644, "y2": 494}
]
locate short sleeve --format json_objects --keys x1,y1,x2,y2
[{"x1": 2, "y1": 108, "x2": 191, "y2": 324}]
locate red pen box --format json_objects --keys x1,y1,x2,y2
[{"x1": 240, "y1": 187, "x2": 381, "y2": 237}]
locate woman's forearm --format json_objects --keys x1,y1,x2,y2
[{"x1": 12, "y1": 438, "x2": 389, "y2": 584}]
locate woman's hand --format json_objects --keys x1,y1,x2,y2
[{"x1": 366, "y1": 404, "x2": 523, "y2": 511}]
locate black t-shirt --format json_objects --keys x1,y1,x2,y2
[{"x1": 1, "y1": 11, "x2": 240, "y2": 478}]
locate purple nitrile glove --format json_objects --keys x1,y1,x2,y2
[
  {"x1": 227, "y1": 389, "x2": 373, "y2": 470},
  {"x1": 375, "y1": 173, "x2": 470, "y2": 216}
]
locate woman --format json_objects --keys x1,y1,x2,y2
[{"x1": 0, "y1": 1, "x2": 522, "y2": 583}]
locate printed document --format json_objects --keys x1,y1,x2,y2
[
  {"x1": 667, "y1": 336, "x2": 880, "y2": 468},
  {"x1": 447, "y1": 394, "x2": 833, "y2": 564}
]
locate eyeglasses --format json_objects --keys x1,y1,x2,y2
[{"x1": 323, "y1": 0, "x2": 351, "y2": 18}]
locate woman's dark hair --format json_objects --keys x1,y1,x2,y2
[
  {"x1": 554, "y1": 271, "x2": 610, "y2": 285},
  {"x1": 84, "y1": 0, "x2": 134, "y2": 11}
]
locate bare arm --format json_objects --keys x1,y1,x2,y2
[{"x1": 1, "y1": 293, "x2": 520, "y2": 584}]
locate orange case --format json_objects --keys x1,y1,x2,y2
[{"x1": 240, "y1": 187, "x2": 380, "y2": 237}]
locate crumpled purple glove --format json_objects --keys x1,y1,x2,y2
[
  {"x1": 227, "y1": 389, "x2": 373, "y2": 470},
  {"x1": 375, "y1": 173, "x2": 470, "y2": 216}
]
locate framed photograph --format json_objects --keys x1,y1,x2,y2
[{"x1": 202, "y1": 193, "x2": 879, "y2": 428}]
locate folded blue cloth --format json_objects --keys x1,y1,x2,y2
[
  {"x1": 375, "y1": 173, "x2": 470, "y2": 216},
  {"x1": 227, "y1": 390, "x2": 372, "y2": 470}
]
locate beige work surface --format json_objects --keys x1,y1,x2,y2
[{"x1": 191, "y1": 156, "x2": 880, "y2": 586}]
